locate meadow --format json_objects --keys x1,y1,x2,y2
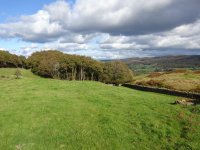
[{"x1": 0, "y1": 68, "x2": 200, "y2": 149}]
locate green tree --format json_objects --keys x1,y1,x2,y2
[
  {"x1": 101, "y1": 61, "x2": 133, "y2": 85},
  {"x1": 14, "y1": 69, "x2": 22, "y2": 79},
  {"x1": 0, "y1": 50, "x2": 27, "y2": 68},
  {"x1": 27, "y1": 50, "x2": 134, "y2": 84}
]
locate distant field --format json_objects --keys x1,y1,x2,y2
[
  {"x1": 132, "y1": 70, "x2": 200, "y2": 93},
  {"x1": 128, "y1": 63, "x2": 200, "y2": 75},
  {"x1": 123, "y1": 55, "x2": 200, "y2": 75},
  {"x1": 0, "y1": 68, "x2": 200, "y2": 149}
]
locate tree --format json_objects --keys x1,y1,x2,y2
[
  {"x1": 27, "y1": 50, "x2": 134, "y2": 84},
  {"x1": 14, "y1": 69, "x2": 22, "y2": 79},
  {"x1": 28, "y1": 50, "x2": 64, "y2": 78},
  {"x1": 100, "y1": 61, "x2": 134, "y2": 85},
  {"x1": 0, "y1": 50, "x2": 28, "y2": 68}
]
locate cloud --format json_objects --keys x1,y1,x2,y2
[
  {"x1": 50, "y1": 42, "x2": 90, "y2": 51},
  {"x1": 20, "y1": 44, "x2": 39, "y2": 56},
  {"x1": 0, "y1": 9, "x2": 66, "y2": 43},
  {"x1": 1, "y1": 0, "x2": 200, "y2": 41},
  {"x1": 100, "y1": 43, "x2": 149, "y2": 50},
  {"x1": 101, "y1": 19, "x2": 200, "y2": 50},
  {"x1": 0, "y1": 1, "x2": 71, "y2": 43},
  {"x1": 144, "y1": 20, "x2": 200, "y2": 49},
  {"x1": 20, "y1": 41, "x2": 91, "y2": 56},
  {"x1": 5, "y1": 20, "x2": 200, "y2": 59},
  {"x1": 69, "y1": 0, "x2": 200, "y2": 35},
  {"x1": 0, "y1": 47, "x2": 7, "y2": 51},
  {"x1": 0, "y1": 0, "x2": 200, "y2": 59},
  {"x1": 59, "y1": 33, "x2": 97, "y2": 44}
]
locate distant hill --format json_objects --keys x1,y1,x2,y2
[
  {"x1": 122, "y1": 55, "x2": 200, "y2": 67},
  {"x1": 120, "y1": 55, "x2": 200, "y2": 74}
]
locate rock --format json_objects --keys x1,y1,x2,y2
[{"x1": 175, "y1": 98, "x2": 194, "y2": 105}]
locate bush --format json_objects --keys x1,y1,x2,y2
[
  {"x1": 100, "y1": 61, "x2": 133, "y2": 85},
  {"x1": 14, "y1": 69, "x2": 22, "y2": 79},
  {"x1": 0, "y1": 75, "x2": 6, "y2": 78}
]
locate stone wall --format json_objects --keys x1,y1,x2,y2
[{"x1": 122, "y1": 84, "x2": 200, "y2": 99}]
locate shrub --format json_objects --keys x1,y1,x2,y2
[
  {"x1": 100, "y1": 61, "x2": 133, "y2": 85},
  {"x1": 0, "y1": 75, "x2": 6, "y2": 78},
  {"x1": 14, "y1": 69, "x2": 22, "y2": 79}
]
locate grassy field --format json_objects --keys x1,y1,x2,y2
[
  {"x1": 0, "y1": 68, "x2": 200, "y2": 150},
  {"x1": 132, "y1": 70, "x2": 200, "y2": 93}
]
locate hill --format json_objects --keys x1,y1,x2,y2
[
  {"x1": 0, "y1": 68, "x2": 200, "y2": 149},
  {"x1": 132, "y1": 70, "x2": 200, "y2": 93},
  {"x1": 121, "y1": 55, "x2": 200, "y2": 74}
]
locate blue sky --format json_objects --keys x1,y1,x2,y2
[
  {"x1": 0, "y1": 0, "x2": 200, "y2": 59},
  {"x1": 0, "y1": 0, "x2": 56, "y2": 21},
  {"x1": 0, "y1": 0, "x2": 56, "y2": 52}
]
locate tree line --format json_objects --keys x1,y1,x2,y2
[
  {"x1": 0, "y1": 50, "x2": 133, "y2": 85},
  {"x1": 0, "y1": 50, "x2": 27, "y2": 68}
]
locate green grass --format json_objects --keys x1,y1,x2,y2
[{"x1": 0, "y1": 68, "x2": 200, "y2": 150}]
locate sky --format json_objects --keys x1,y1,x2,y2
[{"x1": 0, "y1": 0, "x2": 200, "y2": 59}]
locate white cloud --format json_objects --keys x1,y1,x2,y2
[
  {"x1": 100, "y1": 43, "x2": 149, "y2": 50},
  {"x1": 0, "y1": 47, "x2": 7, "y2": 51},
  {"x1": 0, "y1": 9, "x2": 65, "y2": 42},
  {"x1": 68, "y1": 0, "x2": 200, "y2": 35},
  {"x1": 0, "y1": 0, "x2": 200, "y2": 59},
  {"x1": 60, "y1": 33, "x2": 97, "y2": 44},
  {"x1": 0, "y1": 0, "x2": 200, "y2": 41},
  {"x1": 149, "y1": 20, "x2": 200, "y2": 49},
  {"x1": 100, "y1": 19, "x2": 200, "y2": 50}
]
